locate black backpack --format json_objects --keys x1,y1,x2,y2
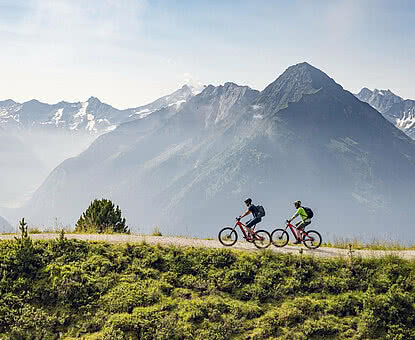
[
  {"x1": 303, "y1": 207, "x2": 314, "y2": 219},
  {"x1": 256, "y1": 205, "x2": 266, "y2": 218}
]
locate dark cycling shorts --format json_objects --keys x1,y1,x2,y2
[
  {"x1": 296, "y1": 219, "x2": 311, "y2": 230},
  {"x1": 246, "y1": 217, "x2": 262, "y2": 228}
]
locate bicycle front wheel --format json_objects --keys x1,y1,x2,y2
[
  {"x1": 303, "y1": 230, "x2": 322, "y2": 249},
  {"x1": 253, "y1": 230, "x2": 271, "y2": 249},
  {"x1": 271, "y1": 229, "x2": 289, "y2": 247},
  {"x1": 218, "y1": 227, "x2": 238, "y2": 246}
]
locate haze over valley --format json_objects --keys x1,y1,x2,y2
[
  {"x1": 1, "y1": 63, "x2": 414, "y2": 241},
  {"x1": 1, "y1": 1, "x2": 413, "y2": 241},
  {"x1": 0, "y1": 85, "x2": 200, "y2": 210},
  {"x1": 2, "y1": 2, "x2": 415, "y2": 339}
]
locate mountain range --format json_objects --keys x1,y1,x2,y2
[
  {"x1": 0, "y1": 85, "x2": 203, "y2": 208},
  {"x1": 356, "y1": 88, "x2": 415, "y2": 139},
  {"x1": 0, "y1": 84, "x2": 202, "y2": 135},
  {"x1": 9, "y1": 62, "x2": 415, "y2": 240},
  {"x1": 0, "y1": 216, "x2": 12, "y2": 233}
]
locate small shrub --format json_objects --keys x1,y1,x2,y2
[
  {"x1": 75, "y1": 198, "x2": 129, "y2": 234},
  {"x1": 101, "y1": 281, "x2": 162, "y2": 313},
  {"x1": 28, "y1": 227, "x2": 42, "y2": 234},
  {"x1": 303, "y1": 315, "x2": 351, "y2": 338},
  {"x1": 152, "y1": 226, "x2": 162, "y2": 236},
  {"x1": 0, "y1": 238, "x2": 415, "y2": 338}
]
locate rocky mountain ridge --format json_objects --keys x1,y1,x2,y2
[
  {"x1": 356, "y1": 88, "x2": 415, "y2": 139},
  {"x1": 0, "y1": 216, "x2": 12, "y2": 233},
  {"x1": 0, "y1": 84, "x2": 202, "y2": 135},
  {"x1": 0, "y1": 84, "x2": 203, "y2": 208},
  {"x1": 13, "y1": 62, "x2": 415, "y2": 240}
]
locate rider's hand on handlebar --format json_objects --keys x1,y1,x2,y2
[{"x1": 236, "y1": 216, "x2": 241, "y2": 221}]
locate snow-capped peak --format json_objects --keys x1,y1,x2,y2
[
  {"x1": 70, "y1": 101, "x2": 89, "y2": 130},
  {"x1": 396, "y1": 109, "x2": 415, "y2": 132},
  {"x1": 0, "y1": 85, "x2": 208, "y2": 136},
  {"x1": 186, "y1": 83, "x2": 206, "y2": 96},
  {"x1": 53, "y1": 108, "x2": 64, "y2": 126}
]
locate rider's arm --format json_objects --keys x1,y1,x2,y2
[
  {"x1": 240, "y1": 209, "x2": 251, "y2": 219},
  {"x1": 288, "y1": 213, "x2": 298, "y2": 222}
]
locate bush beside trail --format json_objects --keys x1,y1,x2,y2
[
  {"x1": 75, "y1": 198, "x2": 129, "y2": 234},
  {"x1": 0, "y1": 235, "x2": 415, "y2": 339}
]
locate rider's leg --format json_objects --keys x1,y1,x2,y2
[
  {"x1": 245, "y1": 227, "x2": 253, "y2": 239},
  {"x1": 246, "y1": 217, "x2": 262, "y2": 238},
  {"x1": 296, "y1": 220, "x2": 311, "y2": 241},
  {"x1": 295, "y1": 221, "x2": 303, "y2": 241}
]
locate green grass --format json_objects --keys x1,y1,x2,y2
[
  {"x1": 4, "y1": 230, "x2": 415, "y2": 251},
  {"x1": 1, "y1": 234, "x2": 415, "y2": 339},
  {"x1": 27, "y1": 227, "x2": 43, "y2": 234},
  {"x1": 323, "y1": 237, "x2": 415, "y2": 251},
  {"x1": 151, "y1": 226, "x2": 162, "y2": 236},
  {"x1": 1, "y1": 227, "x2": 131, "y2": 236}
]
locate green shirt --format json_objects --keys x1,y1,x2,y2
[{"x1": 297, "y1": 207, "x2": 308, "y2": 221}]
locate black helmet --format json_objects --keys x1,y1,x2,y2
[
  {"x1": 244, "y1": 198, "x2": 252, "y2": 205},
  {"x1": 294, "y1": 200, "x2": 301, "y2": 208}
]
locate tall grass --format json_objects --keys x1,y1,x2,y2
[
  {"x1": 1, "y1": 238, "x2": 415, "y2": 339},
  {"x1": 323, "y1": 236, "x2": 415, "y2": 250},
  {"x1": 151, "y1": 226, "x2": 162, "y2": 236}
]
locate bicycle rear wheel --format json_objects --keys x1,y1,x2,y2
[
  {"x1": 271, "y1": 229, "x2": 289, "y2": 247},
  {"x1": 218, "y1": 227, "x2": 238, "y2": 246},
  {"x1": 253, "y1": 230, "x2": 271, "y2": 249},
  {"x1": 302, "y1": 230, "x2": 322, "y2": 249}
]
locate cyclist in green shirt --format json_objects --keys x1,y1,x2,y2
[{"x1": 288, "y1": 200, "x2": 312, "y2": 244}]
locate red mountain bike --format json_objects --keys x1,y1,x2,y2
[
  {"x1": 218, "y1": 217, "x2": 271, "y2": 249},
  {"x1": 271, "y1": 220, "x2": 322, "y2": 249}
]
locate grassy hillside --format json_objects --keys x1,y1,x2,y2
[{"x1": 1, "y1": 233, "x2": 415, "y2": 339}]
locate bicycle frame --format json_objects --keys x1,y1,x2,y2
[
  {"x1": 285, "y1": 221, "x2": 309, "y2": 241},
  {"x1": 233, "y1": 220, "x2": 251, "y2": 239},
  {"x1": 270, "y1": 222, "x2": 320, "y2": 249}
]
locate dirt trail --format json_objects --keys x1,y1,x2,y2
[{"x1": 1, "y1": 233, "x2": 415, "y2": 260}]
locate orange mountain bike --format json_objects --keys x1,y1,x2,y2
[
  {"x1": 271, "y1": 220, "x2": 322, "y2": 249},
  {"x1": 218, "y1": 217, "x2": 271, "y2": 249}
]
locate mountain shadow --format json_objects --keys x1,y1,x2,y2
[{"x1": 19, "y1": 63, "x2": 415, "y2": 240}]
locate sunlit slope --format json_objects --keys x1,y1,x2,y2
[{"x1": 22, "y1": 63, "x2": 415, "y2": 239}]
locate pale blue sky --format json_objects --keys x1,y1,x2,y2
[{"x1": 0, "y1": 0, "x2": 414, "y2": 108}]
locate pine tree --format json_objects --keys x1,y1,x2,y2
[{"x1": 75, "y1": 199, "x2": 128, "y2": 233}]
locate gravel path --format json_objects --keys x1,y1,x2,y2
[{"x1": 1, "y1": 233, "x2": 415, "y2": 260}]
